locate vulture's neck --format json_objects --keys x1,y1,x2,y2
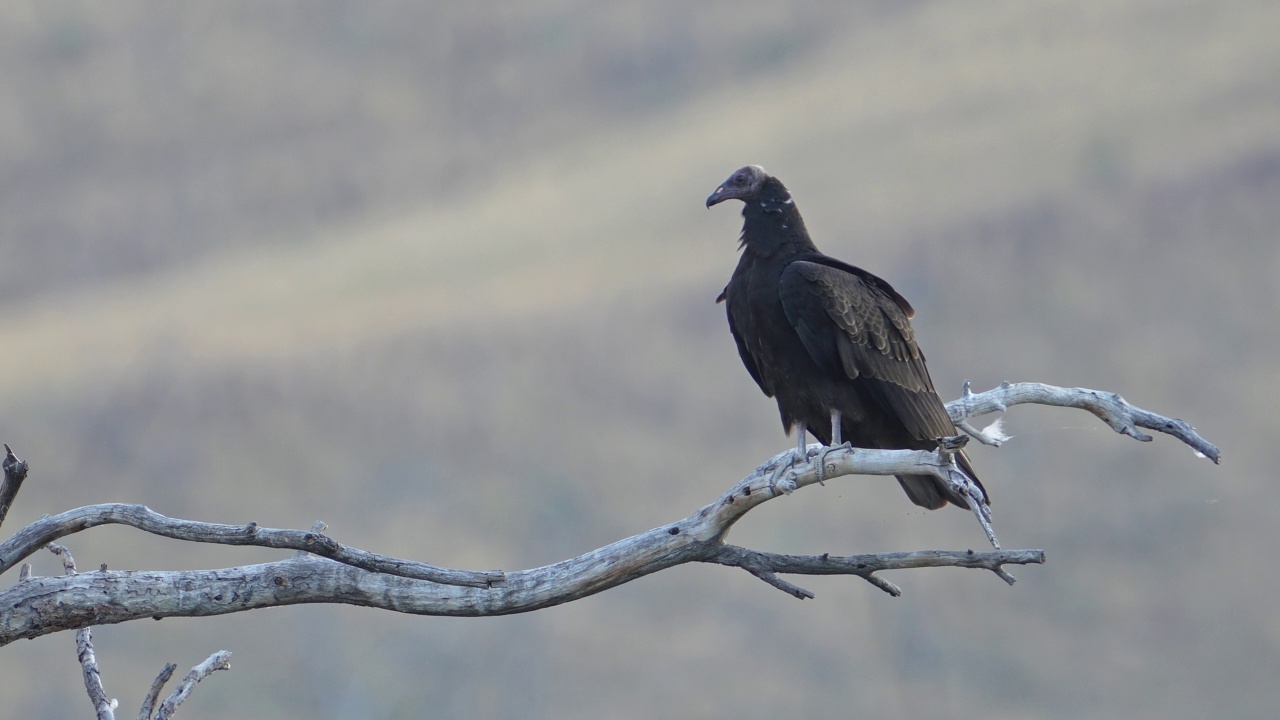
[{"x1": 739, "y1": 184, "x2": 819, "y2": 258}]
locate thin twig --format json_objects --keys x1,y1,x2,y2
[
  {"x1": 153, "y1": 651, "x2": 232, "y2": 720},
  {"x1": 709, "y1": 546, "x2": 1043, "y2": 597},
  {"x1": 49, "y1": 544, "x2": 117, "y2": 720},
  {"x1": 137, "y1": 664, "x2": 177, "y2": 720}
]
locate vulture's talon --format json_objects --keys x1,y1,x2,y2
[
  {"x1": 813, "y1": 442, "x2": 851, "y2": 485},
  {"x1": 767, "y1": 449, "x2": 805, "y2": 495}
]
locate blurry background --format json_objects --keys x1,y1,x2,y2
[{"x1": 0, "y1": 1, "x2": 1275, "y2": 717}]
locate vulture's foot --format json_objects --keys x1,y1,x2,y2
[
  {"x1": 813, "y1": 442, "x2": 852, "y2": 485},
  {"x1": 767, "y1": 448, "x2": 807, "y2": 496}
]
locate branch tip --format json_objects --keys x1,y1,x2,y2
[
  {"x1": 154, "y1": 651, "x2": 232, "y2": 720},
  {"x1": 0, "y1": 442, "x2": 30, "y2": 529},
  {"x1": 138, "y1": 663, "x2": 177, "y2": 720},
  {"x1": 759, "y1": 571, "x2": 815, "y2": 599},
  {"x1": 863, "y1": 573, "x2": 902, "y2": 597}
]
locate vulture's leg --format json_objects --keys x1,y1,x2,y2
[{"x1": 814, "y1": 409, "x2": 852, "y2": 485}]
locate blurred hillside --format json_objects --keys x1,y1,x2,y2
[
  {"x1": 1, "y1": 1, "x2": 1277, "y2": 719},
  {"x1": 0, "y1": 0, "x2": 874, "y2": 301}
]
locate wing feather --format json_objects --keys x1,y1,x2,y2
[
  {"x1": 722, "y1": 286, "x2": 772, "y2": 397},
  {"x1": 779, "y1": 260, "x2": 955, "y2": 441}
]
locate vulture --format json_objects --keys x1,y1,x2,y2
[{"x1": 707, "y1": 165, "x2": 986, "y2": 510}]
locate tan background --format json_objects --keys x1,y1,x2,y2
[{"x1": 1, "y1": 1, "x2": 1275, "y2": 717}]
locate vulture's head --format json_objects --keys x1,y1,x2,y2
[{"x1": 706, "y1": 165, "x2": 771, "y2": 208}]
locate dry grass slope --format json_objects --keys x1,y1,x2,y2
[{"x1": 1, "y1": 2, "x2": 1277, "y2": 718}]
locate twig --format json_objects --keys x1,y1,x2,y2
[
  {"x1": 709, "y1": 546, "x2": 1043, "y2": 598},
  {"x1": 76, "y1": 627, "x2": 117, "y2": 720},
  {"x1": 0, "y1": 443, "x2": 30, "y2": 529},
  {"x1": 49, "y1": 542, "x2": 78, "y2": 575},
  {"x1": 137, "y1": 664, "x2": 177, "y2": 720},
  {"x1": 731, "y1": 550, "x2": 817, "y2": 599},
  {"x1": 153, "y1": 651, "x2": 232, "y2": 720},
  {"x1": 49, "y1": 544, "x2": 117, "y2": 720}
]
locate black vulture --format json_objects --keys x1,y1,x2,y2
[{"x1": 707, "y1": 165, "x2": 986, "y2": 510}]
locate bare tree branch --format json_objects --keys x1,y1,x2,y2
[
  {"x1": 708, "y1": 547, "x2": 1043, "y2": 597},
  {"x1": 153, "y1": 651, "x2": 232, "y2": 720},
  {"x1": 0, "y1": 381, "x2": 1214, "y2": 647},
  {"x1": 0, "y1": 443, "x2": 30, "y2": 529},
  {"x1": 948, "y1": 381, "x2": 1220, "y2": 462},
  {"x1": 0, "y1": 445, "x2": 996, "y2": 584},
  {"x1": 0, "y1": 503, "x2": 503, "y2": 587},
  {"x1": 0, "y1": 456, "x2": 1043, "y2": 644},
  {"x1": 0, "y1": 544, "x2": 1049, "y2": 648}
]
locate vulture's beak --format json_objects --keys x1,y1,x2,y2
[{"x1": 706, "y1": 186, "x2": 728, "y2": 208}]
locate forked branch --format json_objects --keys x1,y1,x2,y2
[
  {"x1": 0, "y1": 382, "x2": 1216, "y2": 647},
  {"x1": 949, "y1": 381, "x2": 1220, "y2": 462}
]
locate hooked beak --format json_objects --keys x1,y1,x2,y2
[{"x1": 705, "y1": 185, "x2": 729, "y2": 208}]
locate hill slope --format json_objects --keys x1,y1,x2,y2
[{"x1": 2, "y1": 2, "x2": 1277, "y2": 718}]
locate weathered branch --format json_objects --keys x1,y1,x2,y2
[
  {"x1": 0, "y1": 503, "x2": 503, "y2": 587},
  {"x1": 948, "y1": 381, "x2": 1220, "y2": 462},
  {"x1": 0, "y1": 546, "x2": 1047, "y2": 648},
  {"x1": 0, "y1": 381, "x2": 1215, "y2": 647},
  {"x1": 0, "y1": 446, "x2": 1037, "y2": 645},
  {"x1": 0, "y1": 448, "x2": 996, "y2": 587}
]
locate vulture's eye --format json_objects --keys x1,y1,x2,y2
[{"x1": 733, "y1": 174, "x2": 747, "y2": 186}]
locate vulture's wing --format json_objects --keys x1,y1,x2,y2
[
  {"x1": 778, "y1": 258, "x2": 955, "y2": 442},
  {"x1": 718, "y1": 286, "x2": 772, "y2": 397}
]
